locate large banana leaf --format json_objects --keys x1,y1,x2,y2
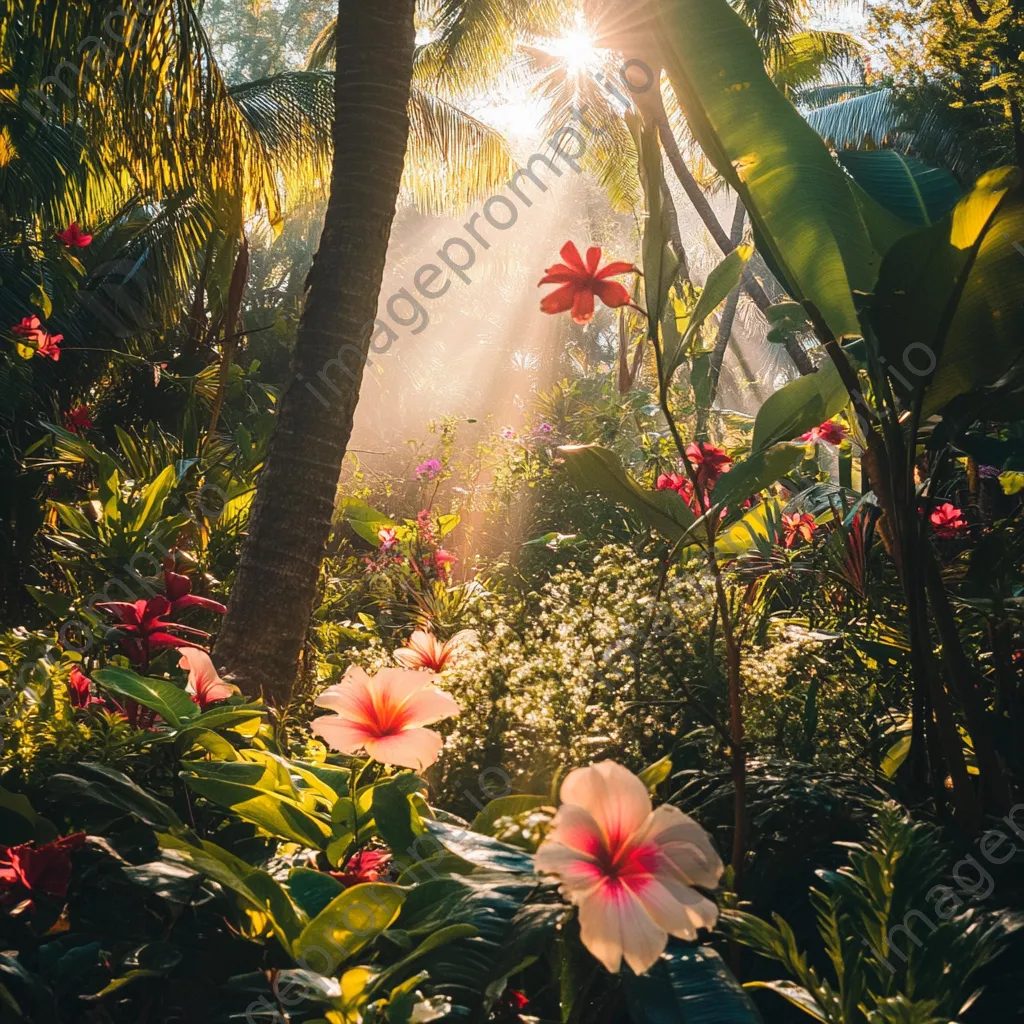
[
  {"x1": 926, "y1": 179, "x2": 1024, "y2": 415},
  {"x1": 837, "y1": 151, "x2": 962, "y2": 228},
  {"x1": 656, "y1": 0, "x2": 906, "y2": 340},
  {"x1": 869, "y1": 167, "x2": 1023, "y2": 411}
]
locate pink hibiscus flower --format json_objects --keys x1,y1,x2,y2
[
  {"x1": 394, "y1": 628, "x2": 478, "y2": 673},
  {"x1": 311, "y1": 666, "x2": 461, "y2": 771},
  {"x1": 535, "y1": 761, "x2": 722, "y2": 975},
  {"x1": 177, "y1": 648, "x2": 239, "y2": 711}
]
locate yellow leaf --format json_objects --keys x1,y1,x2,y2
[{"x1": 999, "y1": 471, "x2": 1024, "y2": 495}]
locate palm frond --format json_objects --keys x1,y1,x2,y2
[
  {"x1": 520, "y1": 42, "x2": 641, "y2": 211},
  {"x1": 805, "y1": 87, "x2": 902, "y2": 150},
  {"x1": 771, "y1": 30, "x2": 864, "y2": 96},
  {"x1": 796, "y1": 82, "x2": 876, "y2": 109},
  {"x1": 417, "y1": 0, "x2": 567, "y2": 95},
  {"x1": 728, "y1": 0, "x2": 807, "y2": 66},
  {"x1": 405, "y1": 88, "x2": 517, "y2": 212}
]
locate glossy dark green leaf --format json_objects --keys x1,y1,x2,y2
[
  {"x1": 423, "y1": 820, "x2": 536, "y2": 874},
  {"x1": 93, "y1": 667, "x2": 198, "y2": 729},
  {"x1": 838, "y1": 150, "x2": 961, "y2": 228},
  {"x1": 624, "y1": 940, "x2": 762, "y2": 1023}
]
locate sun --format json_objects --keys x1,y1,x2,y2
[{"x1": 548, "y1": 26, "x2": 600, "y2": 76}]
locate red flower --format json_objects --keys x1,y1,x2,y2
[
  {"x1": 433, "y1": 549, "x2": 456, "y2": 578},
  {"x1": 377, "y1": 527, "x2": 398, "y2": 552},
  {"x1": 799, "y1": 421, "x2": 846, "y2": 445},
  {"x1": 96, "y1": 595, "x2": 209, "y2": 667},
  {"x1": 12, "y1": 316, "x2": 63, "y2": 360},
  {"x1": 782, "y1": 512, "x2": 816, "y2": 548},
  {"x1": 656, "y1": 472, "x2": 687, "y2": 492},
  {"x1": 64, "y1": 403, "x2": 93, "y2": 432},
  {"x1": 0, "y1": 834, "x2": 86, "y2": 913},
  {"x1": 164, "y1": 570, "x2": 228, "y2": 616},
  {"x1": 329, "y1": 849, "x2": 392, "y2": 888},
  {"x1": 929, "y1": 502, "x2": 968, "y2": 539},
  {"x1": 538, "y1": 242, "x2": 639, "y2": 324},
  {"x1": 56, "y1": 222, "x2": 93, "y2": 248},
  {"x1": 67, "y1": 666, "x2": 103, "y2": 708},
  {"x1": 686, "y1": 442, "x2": 732, "y2": 492},
  {"x1": 492, "y1": 988, "x2": 530, "y2": 1021}
]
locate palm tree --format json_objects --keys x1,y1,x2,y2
[{"x1": 212, "y1": 0, "x2": 417, "y2": 698}]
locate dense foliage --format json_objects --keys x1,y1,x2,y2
[{"x1": 2, "y1": 0, "x2": 1023, "y2": 1021}]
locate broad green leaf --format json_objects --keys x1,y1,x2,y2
[
  {"x1": 559, "y1": 444, "x2": 696, "y2": 542},
  {"x1": 337, "y1": 497, "x2": 396, "y2": 545},
  {"x1": 630, "y1": 110, "x2": 680, "y2": 332},
  {"x1": 93, "y1": 667, "x2": 198, "y2": 729},
  {"x1": 714, "y1": 500, "x2": 782, "y2": 556},
  {"x1": 657, "y1": 0, "x2": 892, "y2": 340},
  {"x1": 0, "y1": 786, "x2": 57, "y2": 844},
  {"x1": 470, "y1": 795, "x2": 550, "y2": 837},
  {"x1": 837, "y1": 151, "x2": 961, "y2": 228},
  {"x1": 709, "y1": 444, "x2": 804, "y2": 511},
  {"x1": 745, "y1": 981, "x2": 825, "y2": 1022},
  {"x1": 158, "y1": 833, "x2": 303, "y2": 950},
  {"x1": 926, "y1": 176, "x2": 1024, "y2": 414},
  {"x1": 182, "y1": 761, "x2": 332, "y2": 848},
  {"x1": 50, "y1": 763, "x2": 182, "y2": 829},
  {"x1": 881, "y1": 735, "x2": 912, "y2": 779},
  {"x1": 288, "y1": 868, "x2": 344, "y2": 919},
  {"x1": 637, "y1": 756, "x2": 673, "y2": 791},
  {"x1": 131, "y1": 465, "x2": 177, "y2": 534},
  {"x1": 752, "y1": 363, "x2": 848, "y2": 453},
  {"x1": 294, "y1": 883, "x2": 404, "y2": 967},
  {"x1": 663, "y1": 245, "x2": 752, "y2": 384},
  {"x1": 624, "y1": 940, "x2": 763, "y2": 1023},
  {"x1": 30, "y1": 282, "x2": 53, "y2": 318},
  {"x1": 871, "y1": 167, "x2": 1020, "y2": 410},
  {"x1": 423, "y1": 820, "x2": 535, "y2": 874},
  {"x1": 25, "y1": 585, "x2": 72, "y2": 619},
  {"x1": 372, "y1": 773, "x2": 427, "y2": 857}
]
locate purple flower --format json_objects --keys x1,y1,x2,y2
[
  {"x1": 978, "y1": 465, "x2": 1000, "y2": 479},
  {"x1": 415, "y1": 459, "x2": 442, "y2": 482},
  {"x1": 500, "y1": 427, "x2": 516, "y2": 440},
  {"x1": 537, "y1": 423, "x2": 553, "y2": 434}
]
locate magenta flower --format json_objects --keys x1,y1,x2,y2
[{"x1": 415, "y1": 458, "x2": 443, "y2": 481}]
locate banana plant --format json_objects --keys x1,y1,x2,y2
[{"x1": 628, "y1": 0, "x2": 1024, "y2": 827}]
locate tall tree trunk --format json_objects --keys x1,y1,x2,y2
[{"x1": 214, "y1": 0, "x2": 416, "y2": 700}]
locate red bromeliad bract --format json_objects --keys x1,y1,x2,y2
[
  {"x1": 538, "y1": 242, "x2": 639, "y2": 325},
  {"x1": 164, "y1": 570, "x2": 228, "y2": 616},
  {"x1": 97, "y1": 595, "x2": 209, "y2": 667},
  {"x1": 0, "y1": 833, "x2": 86, "y2": 913}
]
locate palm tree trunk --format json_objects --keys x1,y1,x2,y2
[{"x1": 214, "y1": 0, "x2": 416, "y2": 700}]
